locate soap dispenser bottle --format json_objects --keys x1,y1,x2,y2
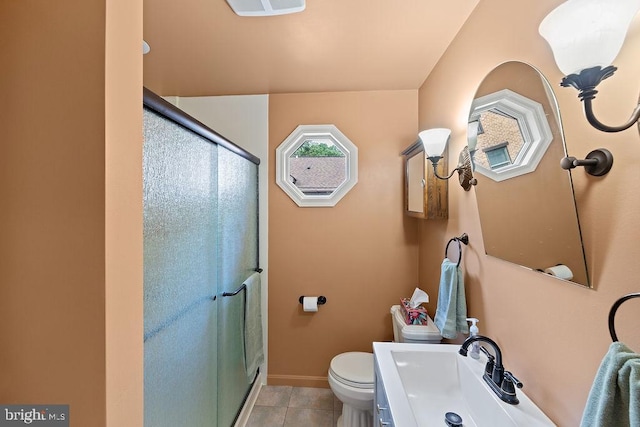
[{"x1": 466, "y1": 318, "x2": 480, "y2": 359}]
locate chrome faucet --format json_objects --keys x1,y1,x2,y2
[{"x1": 459, "y1": 335, "x2": 523, "y2": 405}]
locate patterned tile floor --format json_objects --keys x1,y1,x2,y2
[{"x1": 246, "y1": 386, "x2": 342, "y2": 427}]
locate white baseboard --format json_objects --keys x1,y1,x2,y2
[{"x1": 234, "y1": 370, "x2": 267, "y2": 427}]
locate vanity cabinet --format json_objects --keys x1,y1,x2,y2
[
  {"x1": 374, "y1": 356, "x2": 394, "y2": 427},
  {"x1": 402, "y1": 141, "x2": 448, "y2": 220}
]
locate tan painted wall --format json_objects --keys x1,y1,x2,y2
[
  {"x1": 418, "y1": 1, "x2": 640, "y2": 426},
  {"x1": 1, "y1": 1, "x2": 143, "y2": 426},
  {"x1": 268, "y1": 91, "x2": 420, "y2": 387},
  {"x1": 105, "y1": 0, "x2": 144, "y2": 425}
]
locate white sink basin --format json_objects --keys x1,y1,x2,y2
[{"x1": 373, "y1": 342, "x2": 556, "y2": 426}]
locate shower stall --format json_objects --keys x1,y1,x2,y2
[{"x1": 142, "y1": 89, "x2": 261, "y2": 427}]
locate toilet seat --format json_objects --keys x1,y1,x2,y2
[{"x1": 329, "y1": 352, "x2": 374, "y2": 390}]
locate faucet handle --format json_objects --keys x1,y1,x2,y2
[
  {"x1": 504, "y1": 371, "x2": 523, "y2": 388},
  {"x1": 501, "y1": 371, "x2": 523, "y2": 395},
  {"x1": 479, "y1": 346, "x2": 494, "y2": 375}
]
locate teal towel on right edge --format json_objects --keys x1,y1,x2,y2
[
  {"x1": 434, "y1": 258, "x2": 469, "y2": 339},
  {"x1": 580, "y1": 341, "x2": 640, "y2": 427}
]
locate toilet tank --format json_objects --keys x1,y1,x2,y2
[{"x1": 390, "y1": 305, "x2": 442, "y2": 343}]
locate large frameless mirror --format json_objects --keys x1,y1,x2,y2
[
  {"x1": 276, "y1": 124, "x2": 358, "y2": 207},
  {"x1": 468, "y1": 61, "x2": 590, "y2": 287}
]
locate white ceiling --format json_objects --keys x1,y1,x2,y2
[{"x1": 143, "y1": 0, "x2": 480, "y2": 96}]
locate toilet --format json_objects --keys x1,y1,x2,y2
[
  {"x1": 328, "y1": 305, "x2": 442, "y2": 427},
  {"x1": 328, "y1": 352, "x2": 374, "y2": 427}
]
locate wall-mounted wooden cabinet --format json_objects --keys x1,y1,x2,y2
[{"x1": 402, "y1": 141, "x2": 448, "y2": 220}]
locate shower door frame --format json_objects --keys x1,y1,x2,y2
[{"x1": 143, "y1": 87, "x2": 262, "y2": 426}]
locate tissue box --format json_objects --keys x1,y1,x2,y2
[{"x1": 400, "y1": 298, "x2": 429, "y2": 325}]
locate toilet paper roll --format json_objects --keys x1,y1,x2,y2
[
  {"x1": 544, "y1": 264, "x2": 573, "y2": 280},
  {"x1": 303, "y1": 296, "x2": 318, "y2": 312}
]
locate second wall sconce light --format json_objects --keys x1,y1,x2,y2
[
  {"x1": 539, "y1": 0, "x2": 640, "y2": 133},
  {"x1": 419, "y1": 128, "x2": 477, "y2": 191}
]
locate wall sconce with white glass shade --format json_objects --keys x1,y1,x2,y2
[
  {"x1": 419, "y1": 128, "x2": 476, "y2": 190},
  {"x1": 539, "y1": 0, "x2": 640, "y2": 133}
]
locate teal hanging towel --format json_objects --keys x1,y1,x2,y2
[
  {"x1": 434, "y1": 258, "x2": 469, "y2": 339},
  {"x1": 580, "y1": 342, "x2": 640, "y2": 427}
]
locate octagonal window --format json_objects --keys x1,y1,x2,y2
[
  {"x1": 276, "y1": 125, "x2": 358, "y2": 207},
  {"x1": 468, "y1": 89, "x2": 553, "y2": 181}
]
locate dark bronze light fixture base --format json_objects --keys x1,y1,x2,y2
[
  {"x1": 429, "y1": 146, "x2": 477, "y2": 191},
  {"x1": 562, "y1": 66, "x2": 640, "y2": 133},
  {"x1": 428, "y1": 146, "x2": 477, "y2": 190},
  {"x1": 457, "y1": 146, "x2": 477, "y2": 191}
]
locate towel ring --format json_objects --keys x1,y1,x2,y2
[
  {"x1": 445, "y1": 233, "x2": 469, "y2": 267},
  {"x1": 608, "y1": 292, "x2": 640, "y2": 342}
]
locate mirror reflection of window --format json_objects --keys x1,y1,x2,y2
[
  {"x1": 484, "y1": 143, "x2": 512, "y2": 169},
  {"x1": 473, "y1": 110, "x2": 523, "y2": 171},
  {"x1": 288, "y1": 139, "x2": 347, "y2": 195},
  {"x1": 468, "y1": 88, "x2": 553, "y2": 182}
]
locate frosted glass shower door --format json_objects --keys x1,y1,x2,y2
[
  {"x1": 217, "y1": 147, "x2": 259, "y2": 427},
  {"x1": 143, "y1": 108, "x2": 219, "y2": 426},
  {"x1": 143, "y1": 98, "x2": 261, "y2": 426}
]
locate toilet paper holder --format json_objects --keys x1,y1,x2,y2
[{"x1": 299, "y1": 296, "x2": 327, "y2": 305}]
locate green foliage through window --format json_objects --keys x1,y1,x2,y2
[{"x1": 292, "y1": 140, "x2": 345, "y2": 157}]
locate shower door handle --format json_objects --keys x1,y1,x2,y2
[{"x1": 222, "y1": 284, "x2": 246, "y2": 297}]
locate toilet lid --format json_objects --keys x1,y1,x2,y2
[{"x1": 329, "y1": 352, "x2": 374, "y2": 389}]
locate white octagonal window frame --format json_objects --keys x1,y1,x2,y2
[
  {"x1": 276, "y1": 124, "x2": 358, "y2": 207},
  {"x1": 468, "y1": 89, "x2": 553, "y2": 182}
]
